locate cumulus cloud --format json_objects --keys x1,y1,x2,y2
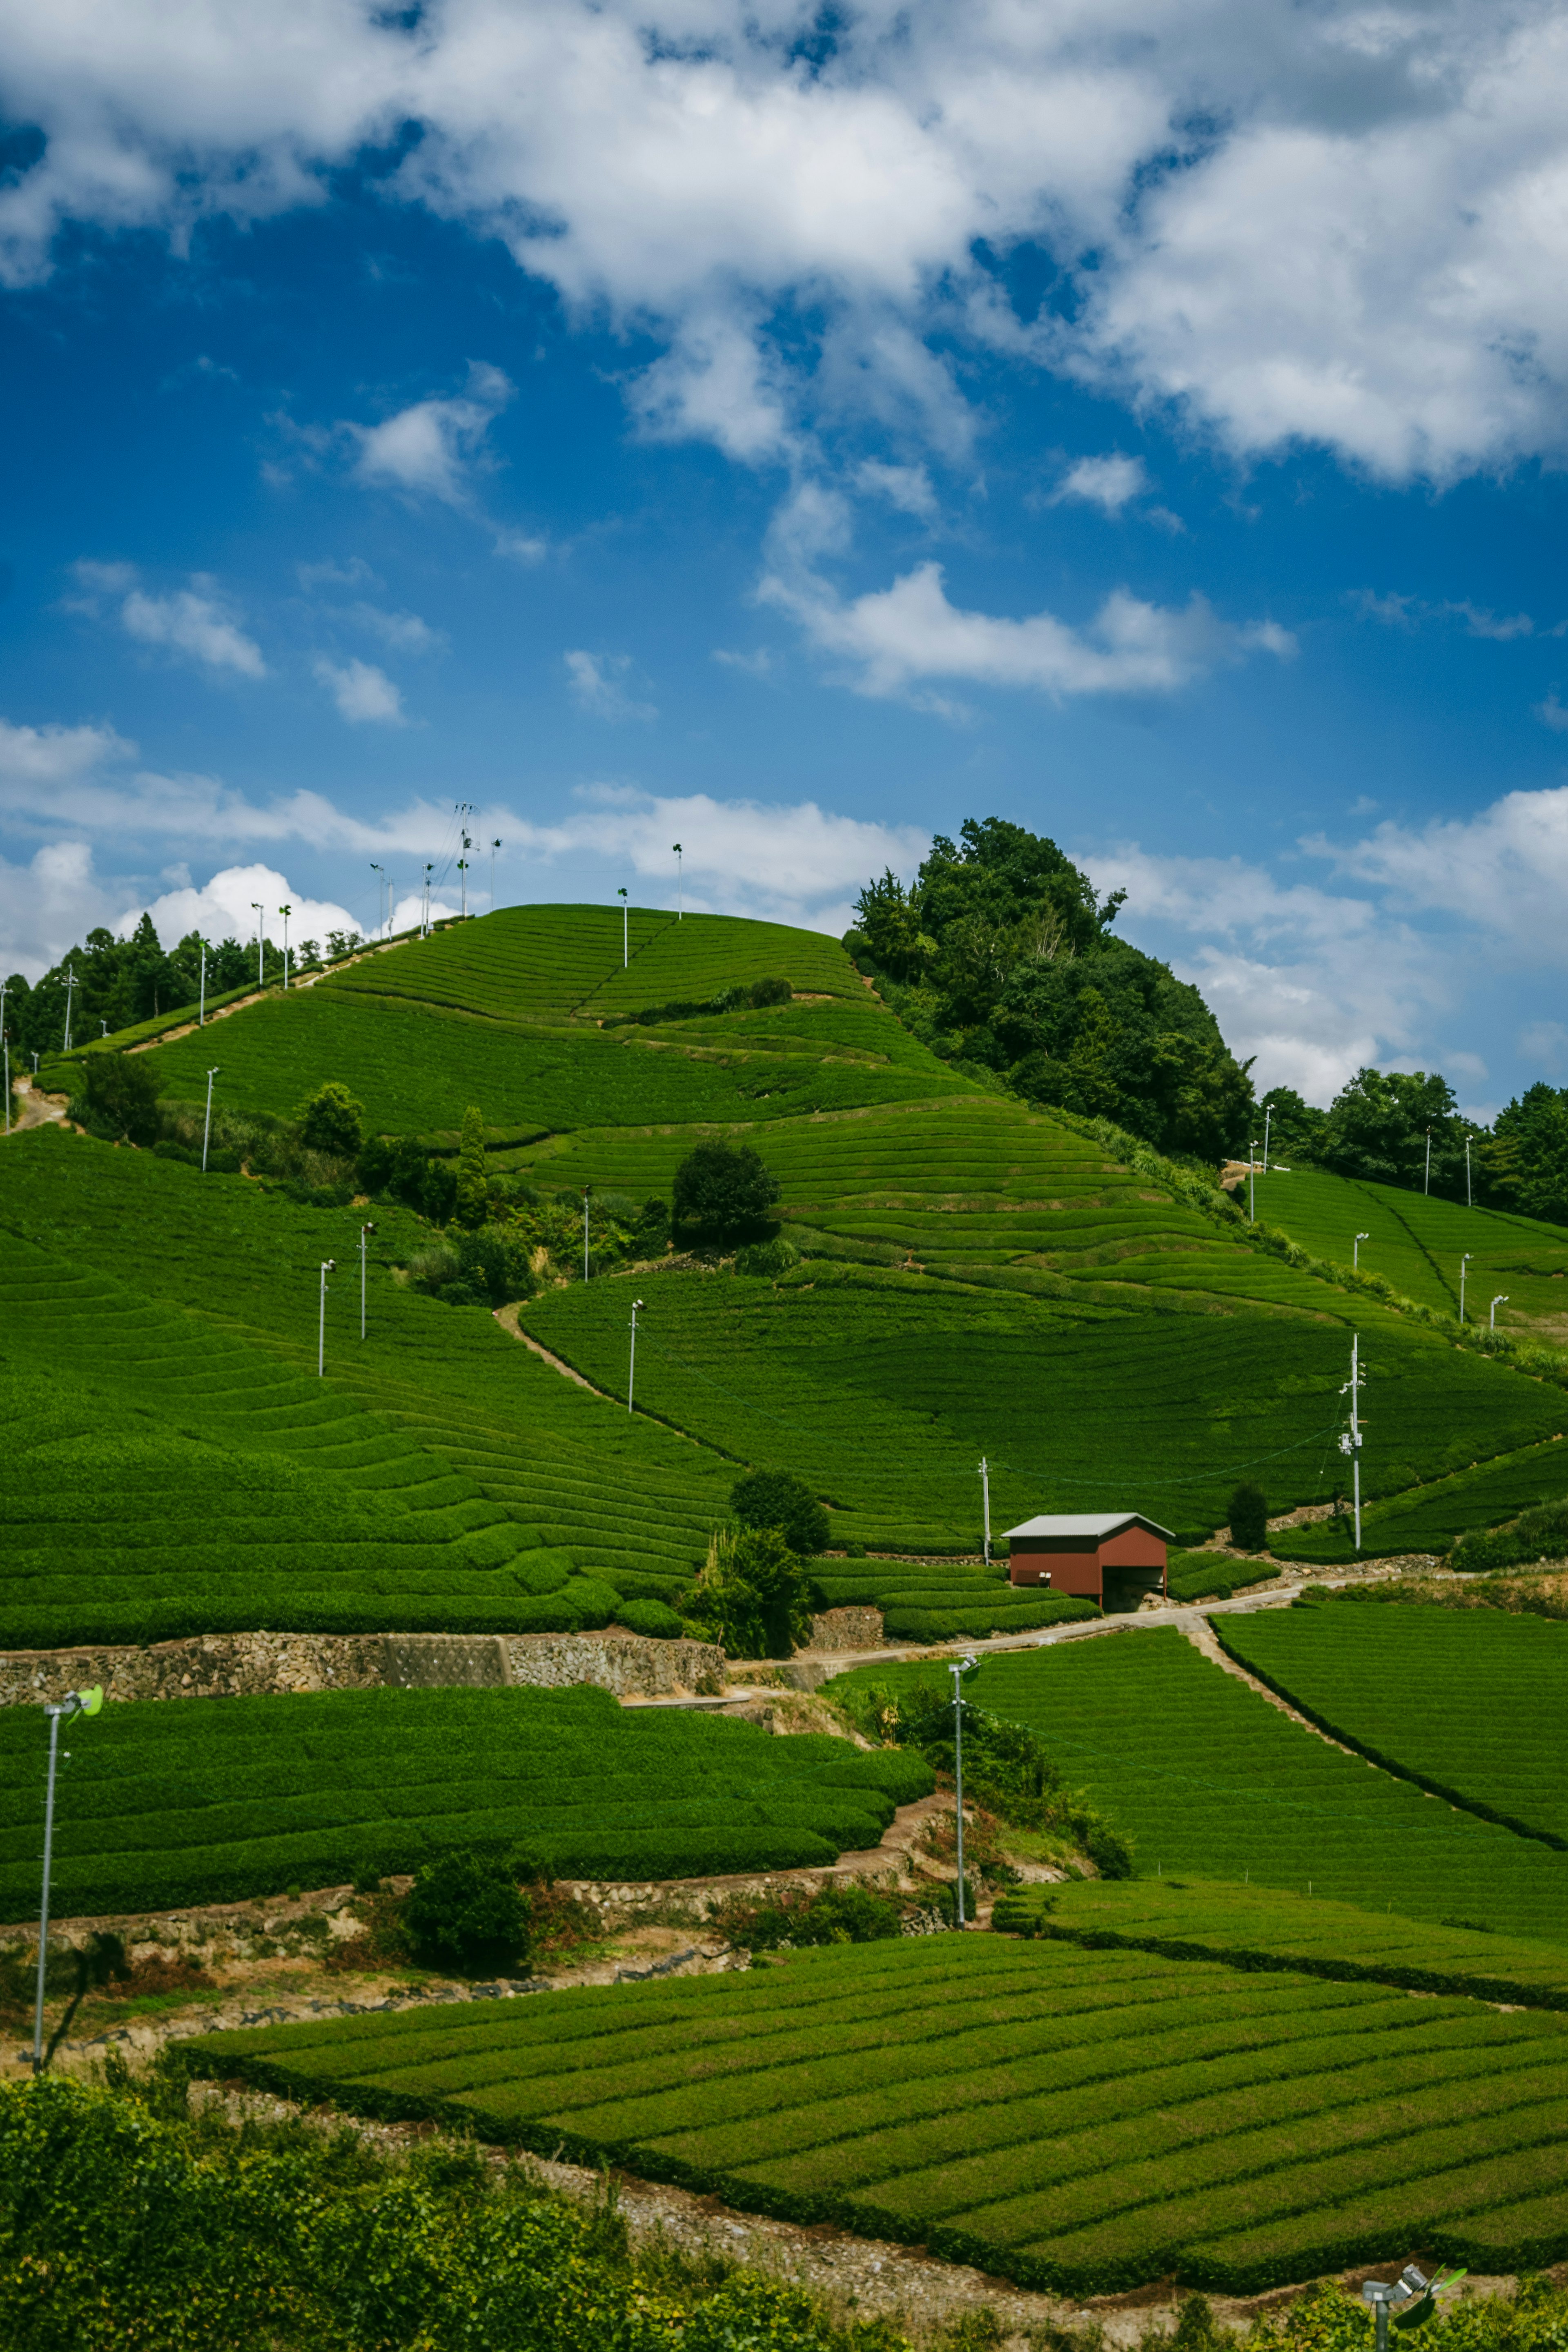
[
  {"x1": 855, "y1": 460, "x2": 938, "y2": 518},
  {"x1": 350, "y1": 363, "x2": 512, "y2": 505},
  {"x1": 0, "y1": 715, "x2": 133, "y2": 784},
  {"x1": 565, "y1": 650, "x2": 655, "y2": 722},
  {"x1": 0, "y1": 839, "x2": 111, "y2": 981},
  {"x1": 6, "y1": 4, "x2": 1568, "y2": 480},
  {"x1": 312, "y1": 655, "x2": 406, "y2": 724},
  {"x1": 1052, "y1": 454, "x2": 1149, "y2": 516},
  {"x1": 119, "y1": 864, "x2": 360, "y2": 954},
  {"x1": 68, "y1": 561, "x2": 265, "y2": 678}
]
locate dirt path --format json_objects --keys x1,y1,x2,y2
[
  {"x1": 492, "y1": 1301, "x2": 598, "y2": 1389},
  {"x1": 5, "y1": 1079, "x2": 69, "y2": 1134}
]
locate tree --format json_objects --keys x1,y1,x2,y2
[
  {"x1": 672, "y1": 1139, "x2": 780, "y2": 1242},
  {"x1": 1319, "y1": 1067, "x2": 1468, "y2": 1197},
  {"x1": 685, "y1": 1524, "x2": 813, "y2": 1657},
  {"x1": 454, "y1": 1104, "x2": 489, "y2": 1228},
  {"x1": 1492, "y1": 1084, "x2": 1568, "y2": 1225},
  {"x1": 731, "y1": 1467, "x2": 830, "y2": 1558},
  {"x1": 82, "y1": 1051, "x2": 161, "y2": 1144},
  {"x1": 298, "y1": 1081, "x2": 364, "y2": 1158},
  {"x1": 1227, "y1": 1482, "x2": 1268, "y2": 1550},
  {"x1": 401, "y1": 1848, "x2": 533, "y2": 1974}
]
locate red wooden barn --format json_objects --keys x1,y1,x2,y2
[{"x1": 1004, "y1": 1512, "x2": 1174, "y2": 1613}]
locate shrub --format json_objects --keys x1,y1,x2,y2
[
  {"x1": 715, "y1": 1880, "x2": 903, "y2": 1950},
  {"x1": 685, "y1": 1525, "x2": 813, "y2": 1657},
  {"x1": 454, "y1": 1104, "x2": 488, "y2": 1229},
  {"x1": 82, "y1": 1052, "x2": 161, "y2": 1145},
  {"x1": 748, "y1": 977, "x2": 793, "y2": 1007},
  {"x1": 408, "y1": 1227, "x2": 535, "y2": 1307},
  {"x1": 401, "y1": 1847, "x2": 534, "y2": 1975},
  {"x1": 672, "y1": 1139, "x2": 781, "y2": 1243},
  {"x1": 733, "y1": 1235, "x2": 802, "y2": 1277},
  {"x1": 1227, "y1": 1481, "x2": 1268, "y2": 1551},
  {"x1": 298, "y1": 1081, "x2": 364, "y2": 1157},
  {"x1": 616, "y1": 1597, "x2": 685, "y2": 1639},
  {"x1": 731, "y1": 1468, "x2": 830, "y2": 1559}
]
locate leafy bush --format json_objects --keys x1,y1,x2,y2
[
  {"x1": 684, "y1": 1525, "x2": 814, "y2": 1657},
  {"x1": 714, "y1": 1880, "x2": 904, "y2": 1950},
  {"x1": 615, "y1": 1597, "x2": 685, "y2": 1639},
  {"x1": 298, "y1": 1080, "x2": 364, "y2": 1156},
  {"x1": 1227, "y1": 1481, "x2": 1268, "y2": 1550},
  {"x1": 402, "y1": 1846, "x2": 534, "y2": 1974},
  {"x1": 454, "y1": 1103, "x2": 488, "y2": 1229},
  {"x1": 360, "y1": 1132, "x2": 459, "y2": 1221},
  {"x1": 748, "y1": 976, "x2": 793, "y2": 1007},
  {"x1": 733, "y1": 1235, "x2": 802, "y2": 1277},
  {"x1": 731, "y1": 1468, "x2": 830, "y2": 1559},
  {"x1": 407, "y1": 1226, "x2": 536, "y2": 1307},
  {"x1": 82, "y1": 1051, "x2": 161, "y2": 1144},
  {"x1": 673, "y1": 1138, "x2": 781, "y2": 1242}
]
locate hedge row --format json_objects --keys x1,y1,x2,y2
[{"x1": 183, "y1": 1933, "x2": 1568, "y2": 2297}]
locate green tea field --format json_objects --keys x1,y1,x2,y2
[{"x1": 183, "y1": 1932, "x2": 1568, "y2": 2295}]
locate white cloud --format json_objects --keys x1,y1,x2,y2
[
  {"x1": 1537, "y1": 692, "x2": 1568, "y2": 732},
  {"x1": 712, "y1": 646, "x2": 775, "y2": 677},
  {"x1": 1354, "y1": 589, "x2": 1540, "y2": 640},
  {"x1": 313, "y1": 656, "x2": 406, "y2": 725},
  {"x1": 9, "y1": 5, "x2": 1568, "y2": 481},
  {"x1": 340, "y1": 604, "x2": 441, "y2": 654},
  {"x1": 854, "y1": 460, "x2": 938, "y2": 518},
  {"x1": 1304, "y1": 788, "x2": 1568, "y2": 944},
  {"x1": 297, "y1": 557, "x2": 380, "y2": 592},
  {"x1": 0, "y1": 715, "x2": 133, "y2": 784},
  {"x1": 350, "y1": 363, "x2": 512, "y2": 505},
  {"x1": 1052, "y1": 454, "x2": 1149, "y2": 516},
  {"x1": 119, "y1": 864, "x2": 361, "y2": 954},
  {"x1": 0, "y1": 840, "x2": 111, "y2": 981},
  {"x1": 69, "y1": 561, "x2": 265, "y2": 678},
  {"x1": 565, "y1": 650, "x2": 655, "y2": 722}
]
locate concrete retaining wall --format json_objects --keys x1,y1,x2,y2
[{"x1": 0, "y1": 1629, "x2": 727, "y2": 1708}]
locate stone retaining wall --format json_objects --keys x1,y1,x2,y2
[
  {"x1": 0, "y1": 1629, "x2": 726, "y2": 1709},
  {"x1": 804, "y1": 1606, "x2": 884, "y2": 1650}
]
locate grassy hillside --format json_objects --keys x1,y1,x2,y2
[{"x1": 185, "y1": 1932, "x2": 1568, "y2": 2295}]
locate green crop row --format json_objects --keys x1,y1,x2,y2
[
  {"x1": 823, "y1": 1630, "x2": 1568, "y2": 1941},
  {"x1": 1165, "y1": 1549, "x2": 1279, "y2": 1602},
  {"x1": 0, "y1": 1684, "x2": 933, "y2": 1915},
  {"x1": 993, "y1": 1875, "x2": 1568, "y2": 2007},
  {"x1": 182, "y1": 1933, "x2": 1568, "y2": 2296},
  {"x1": 1218, "y1": 1596, "x2": 1568, "y2": 1849},
  {"x1": 1270, "y1": 1436, "x2": 1568, "y2": 1560}
]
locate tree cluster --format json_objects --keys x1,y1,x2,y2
[
  {"x1": 1258, "y1": 1068, "x2": 1568, "y2": 1217},
  {"x1": 848, "y1": 816, "x2": 1254, "y2": 1163}
]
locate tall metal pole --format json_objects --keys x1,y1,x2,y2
[
  {"x1": 1249, "y1": 1139, "x2": 1257, "y2": 1224},
  {"x1": 198, "y1": 938, "x2": 207, "y2": 1027},
  {"x1": 1350, "y1": 1334, "x2": 1361, "y2": 1550},
  {"x1": 1, "y1": 978, "x2": 9, "y2": 1136},
  {"x1": 1491, "y1": 1294, "x2": 1508, "y2": 1332},
  {"x1": 202, "y1": 1067, "x2": 218, "y2": 1172},
  {"x1": 279, "y1": 905, "x2": 292, "y2": 988},
  {"x1": 370, "y1": 863, "x2": 384, "y2": 938},
  {"x1": 458, "y1": 859, "x2": 468, "y2": 919},
  {"x1": 62, "y1": 967, "x2": 77, "y2": 1052},
  {"x1": 619, "y1": 887, "x2": 628, "y2": 967},
  {"x1": 252, "y1": 903, "x2": 265, "y2": 987},
  {"x1": 1466, "y1": 1136, "x2": 1472, "y2": 1207},
  {"x1": 1460, "y1": 1252, "x2": 1470, "y2": 1324},
  {"x1": 31, "y1": 1706, "x2": 63, "y2": 2073},
  {"x1": 582, "y1": 1188, "x2": 591, "y2": 1283},
  {"x1": 1354, "y1": 1232, "x2": 1368, "y2": 1269},
  {"x1": 949, "y1": 1658, "x2": 974, "y2": 1927},
  {"x1": 490, "y1": 839, "x2": 502, "y2": 908},
  {"x1": 673, "y1": 844, "x2": 683, "y2": 918},
  {"x1": 979, "y1": 1457, "x2": 991, "y2": 1565},
  {"x1": 318, "y1": 1259, "x2": 334, "y2": 1378},
  {"x1": 1263, "y1": 1104, "x2": 1272, "y2": 1174},
  {"x1": 628, "y1": 1299, "x2": 644, "y2": 1414},
  {"x1": 1424, "y1": 1127, "x2": 1432, "y2": 1195}
]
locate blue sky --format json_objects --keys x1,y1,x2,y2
[{"x1": 3, "y1": 2, "x2": 1568, "y2": 1115}]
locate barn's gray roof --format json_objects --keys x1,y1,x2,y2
[{"x1": 1003, "y1": 1512, "x2": 1174, "y2": 1542}]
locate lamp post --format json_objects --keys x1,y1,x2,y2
[
  {"x1": 950, "y1": 1656, "x2": 976, "y2": 1927},
  {"x1": 252, "y1": 902, "x2": 265, "y2": 987},
  {"x1": 201, "y1": 1067, "x2": 219, "y2": 1172},
  {"x1": 318, "y1": 1259, "x2": 335, "y2": 1377},
  {"x1": 618, "y1": 886, "x2": 628, "y2": 967},
  {"x1": 1424, "y1": 1126, "x2": 1432, "y2": 1195},
  {"x1": 1248, "y1": 1139, "x2": 1258, "y2": 1224},
  {"x1": 278, "y1": 905, "x2": 292, "y2": 988},
  {"x1": 490, "y1": 838, "x2": 502, "y2": 908},
  {"x1": 1339, "y1": 1334, "x2": 1364, "y2": 1549},
  {"x1": 370, "y1": 862, "x2": 385, "y2": 938},
  {"x1": 1466, "y1": 1134, "x2": 1473, "y2": 1208},
  {"x1": 99, "y1": 1019, "x2": 108, "y2": 1037},
  {"x1": 582, "y1": 1187, "x2": 591, "y2": 1283},
  {"x1": 32, "y1": 1684, "x2": 104, "y2": 2073},
  {"x1": 1263, "y1": 1103, "x2": 1272, "y2": 1174},
  {"x1": 61, "y1": 966, "x2": 78, "y2": 1052},
  {"x1": 1491, "y1": 1294, "x2": 1508, "y2": 1332},
  {"x1": 423, "y1": 864, "x2": 433, "y2": 935},
  {"x1": 979, "y1": 1457, "x2": 991, "y2": 1566},
  {"x1": 628, "y1": 1298, "x2": 645, "y2": 1414},
  {"x1": 457, "y1": 858, "x2": 469, "y2": 919},
  {"x1": 358, "y1": 1222, "x2": 376, "y2": 1339},
  {"x1": 673, "y1": 843, "x2": 683, "y2": 919},
  {"x1": 197, "y1": 936, "x2": 208, "y2": 1027},
  {"x1": 0, "y1": 978, "x2": 10, "y2": 1136},
  {"x1": 1353, "y1": 1232, "x2": 1369, "y2": 1270},
  {"x1": 1459, "y1": 1252, "x2": 1472, "y2": 1324}
]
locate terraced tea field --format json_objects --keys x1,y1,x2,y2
[
  {"x1": 824, "y1": 1632, "x2": 1568, "y2": 1940},
  {"x1": 183, "y1": 1933, "x2": 1568, "y2": 2293},
  {"x1": 0, "y1": 1682, "x2": 931, "y2": 1916},
  {"x1": 1220, "y1": 1598, "x2": 1568, "y2": 1847}
]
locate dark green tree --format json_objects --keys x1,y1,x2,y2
[
  {"x1": 731, "y1": 1467, "x2": 830, "y2": 1558},
  {"x1": 298, "y1": 1081, "x2": 364, "y2": 1157},
  {"x1": 1318, "y1": 1067, "x2": 1469, "y2": 1197},
  {"x1": 672, "y1": 1139, "x2": 781, "y2": 1241},
  {"x1": 1491, "y1": 1084, "x2": 1568, "y2": 1224},
  {"x1": 1257, "y1": 1086, "x2": 1328, "y2": 1164},
  {"x1": 1227, "y1": 1481, "x2": 1268, "y2": 1550},
  {"x1": 454, "y1": 1105, "x2": 489, "y2": 1228},
  {"x1": 81, "y1": 1051, "x2": 161, "y2": 1144},
  {"x1": 401, "y1": 1848, "x2": 533, "y2": 1974}
]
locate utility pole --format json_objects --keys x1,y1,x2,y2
[
  {"x1": 673, "y1": 843, "x2": 683, "y2": 918},
  {"x1": 201, "y1": 1067, "x2": 219, "y2": 1172},
  {"x1": 1340, "y1": 1336, "x2": 1363, "y2": 1549},
  {"x1": 1424, "y1": 1127, "x2": 1432, "y2": 1195},
  {"x1": 370, "y1": 862, "x2": 385, "y2": 938},
  {"x1": 490, "y1": 838, "x2": 502, "y2": 908},
  {"x1": 979, "y1": 1457, "x2": 992, "y2": 1566},
  {"x1": 1466, "y1": 1135, "x2": 1472, "y2": 1208},
  {"x1": 1263, "y1": 1103, "x2": 1272, "y2": 1174},
  {"x1": 582, "y1": 1187, "x2": 591, "y2": 1283},
  {"x1": 1353, "y1": 1232, "x2": 1369, "y2": 1270},
  {"x1": 457, "y1": 858, "x2": 469, "y2": 919},
  {"x1": 0, "y1": 978, "x2": 10, "y2": 1136},
  {"x1": 1459, "y1": 1252, "x2": 1471, "y2": 1324},
  {"x1": 198, "y1": 938, "x2": 207, "y2": 1027},
  {"x1": 278, "y1": 906, "x2": 292, "y2": 988},
  {"x1": 628, "y1": 1298, "x2": 645, "y2": 1414},
  {"x1": 949, "y1": 1657, "x2": 975, "y2": 1927},
  {"x1": 252, "y1": 903, "x2": 265, "y2": 988},
  {"x1": 423, "y1": 864, "x2": 433, "y2": 935},
  {"x1": 618, "y1": 886, "x2": 628, "y2": 967},
  {"x1": 1249, "y1": 1139, "x2": 1258, "y2": 1224},
  {"x1": 1491, "y1": 1294, "x2": 1508, "y2": 1332},
  {"x1": 32, "y1": 1685, "x2": 104, "y2": 2072},
  {"x1": 318, "y1": 1259, "x2": 335, "y2": 1378},
  {"x1": 61, "y1": 966, "x2": 78, "y2": 1053},
  {"x1": 359, "y1": 1222, "x2": 376, "y2": 1340}
]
